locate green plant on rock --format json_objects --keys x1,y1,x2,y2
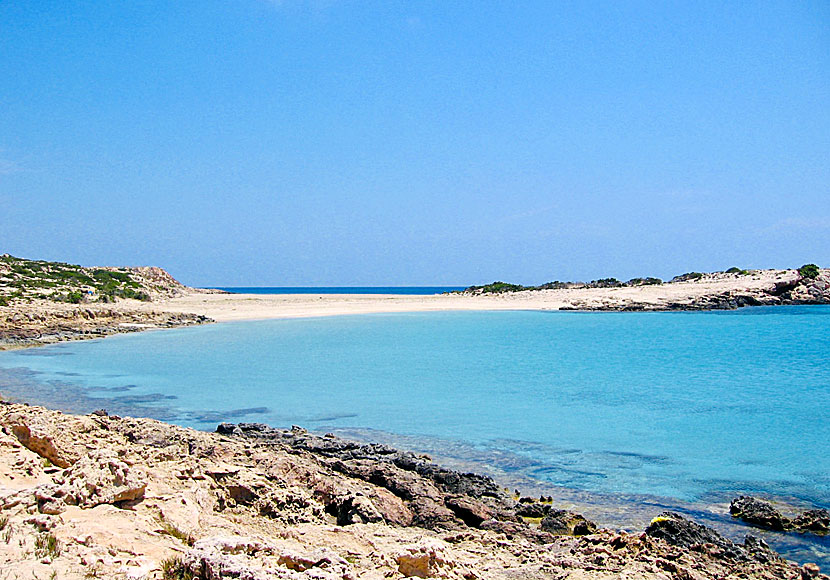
[
  {"x1": 34, "y1": 532, "x2": 60, "y2": 558},
  {"x1": 798, "y1": 264, "x2": 820, "y2": 279},
  {"x1": 161, "y1": 555, "x2": 194, "y2": 580},
  {"x1": 160, "y1": 521, "x2": 195, "y2": 546}
]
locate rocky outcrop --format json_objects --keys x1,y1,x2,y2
[
  {"x1": 0, "y1": 403, "x2": 826, "y2": 579},
  {"x1": 646, "y1": 511, "x2": 773, "y2": 561},
  {"x1": 0, "y1": 306, "x2": 211, "y2": 349},
  {"x1": 731, "y1": 496, "x2": 830, "y2": 534}
]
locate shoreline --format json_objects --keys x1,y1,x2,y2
[
  {"x1": 1, "y1": 359, "x2": 828, "y2": 572},
  {"x1": 135, "y1": 267, "x2": 830, "y2": 323},
  {"x1": 2, "y1": 267, "x2": 828, "y2": 350},
  {"x1": 0, "y1": 401, "x2": 825, "y2": 579}
]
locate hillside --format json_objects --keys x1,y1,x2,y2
[{"x1": 0, "y1": 254, "x2": 188, "y2": 306}]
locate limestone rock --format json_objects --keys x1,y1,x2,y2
[{"x1": 47, "y1": 449, "x2": 145, "y2": 509}]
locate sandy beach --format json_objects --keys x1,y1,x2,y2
[{"x1": 137, "y1": 269, "x2": 808, "y2": 323}]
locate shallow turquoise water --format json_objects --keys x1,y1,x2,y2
[{"x1": 1, "y1": 307, "x2": 828, "y2": 508}]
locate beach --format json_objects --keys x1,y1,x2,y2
[{"x1": 135, "y1": 269, "x2": 817, "y2": 323}]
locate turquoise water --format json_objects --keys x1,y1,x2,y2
[{"x1": 1, "y1": 307, "x2": 828, "y2": 508}]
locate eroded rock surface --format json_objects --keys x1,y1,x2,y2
[
  {"x1": 0, "y1": 403, "x2": 825, "y2": 579},
  {"x1": 731, "y1": 496, "x2": 830, "y2": 535}
]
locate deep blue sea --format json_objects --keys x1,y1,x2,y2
[
  {"x1": 1, "y1": 306, "x2": 828, "y2": 565},
  {"x1": 213, "y1": 286, "x2": 465, "y2": 295}
]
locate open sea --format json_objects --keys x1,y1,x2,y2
[
  {"x1": 1, "y1": 305, "x2": 828, "y2": 565},
  {"x1": 213, "y1": 286, "x2": 466, "y2": 294}
]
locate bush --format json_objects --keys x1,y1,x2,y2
[
  {"x1": 725, "y1": 267, "x2": 749, "y2": 275},
  {"x1": 627, "y1": 277, "x2": 662, "y2": 286},
  {"x1": 161, "y1": 556, "x2": 194, "y2": 580},
  {"x1": 798, "y1": 264, "x2": 820, "y2": 279},
  {"x1": 672, "y1": 272, "x2": 705, "y2": 282},
  {"x1": 588, "y1": 278, "x2": 623, "y2": 288},
  {"x1": 465, "y1": 281, "x2": 528, "y2": 293}
]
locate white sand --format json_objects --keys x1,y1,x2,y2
[{"x1": 139, "y1": 270, "x2": 799, "y2": 323}]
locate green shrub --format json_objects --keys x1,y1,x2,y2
[
  {"x1": 627, "y1": 277, "x2": 662, "y2": 286},
  {"x1": 725, "y1": 267, "x2": 749, "y2": 275},
  {"x1": 588, "y1": 278, "x2": 623, "y2": 288},
  {"x1": 161, "y1": 556, "x2": 194, "y2": 580},
  {"x1": 465, "y1": 281, "x2": 528, "y2": 293},
  {"x1": 798, "y1": 264, "x2": 820, "y2": 279}
]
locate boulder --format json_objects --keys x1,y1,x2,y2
[
  {"x1": 730, "y1": 496, "x2": 789, "y2": 531},
  {"x1": 645, "y1": 512, "x2": 747, "y2": 560},
  {"x1": 540, "y1": 509, "x2": 597, "y2": 536}
]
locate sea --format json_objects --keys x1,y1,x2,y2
[
  {"x1": 0, "y1": 301, "x2": 828, "y2": 566},
  {"x1": 213, "y1": 286, "x2": 466, "y2": 295}
]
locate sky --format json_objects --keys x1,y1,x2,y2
[{"x1": 1, "y1": 1, "x2": 828, "y2": 286}]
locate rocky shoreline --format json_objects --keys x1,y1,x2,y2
[
  {"x1": 0, "y1": 304, "x2": 212, "y2": 350},
  {"x1": 0, "y1": 403, "x2": 826, "y2": 579}
]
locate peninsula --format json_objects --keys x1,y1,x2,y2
[{"x1": 1, "y1": 254, "x2": 828, "y2": 349}]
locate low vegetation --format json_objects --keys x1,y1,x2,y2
[
  {"x1": 161, "y1": 555, "x2": 194, "y2": 580},
  {"x1": 0, "y1": 254, "x2": 163, "y2": 305},
  {"x1": 160, "y1": 520, "x2": 195, "y2": 546},
  {"x1": 33, "y1": 532, "x2": 61, "y2": 559},
  {"x1": 464, "y1": 265, "x2": 820, "y2": 294},
  {"x1": 463, "y1": 276, "x2": 664, "y2": 293},
  {"x1": 798, "y1": 263, "x2": 820, "y2": 279}
]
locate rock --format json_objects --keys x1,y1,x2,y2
[
  {"x1": 396, "y1": 539, "x2": 456, "y2": 579},
  {"x1": 743, "y1": 535, "x2": 782, "y2": 564},
  {"x1": 515, "y1": 501, "x2": 549, "y2": 518},
  {"x1": 51, "y1": 449, "x2": 145, "y2": 508},
  {"x1": 540, "y1": 509, "x2": 597, "y2": 536},
  {"x1": 184, "y1": 536, "x2": 352, "y2": 580},
  {"x1": 792, "y1": 509, "x2": 830, "y2": 534},
  {"x1": 730, "y1": 496, "x2": 829, "y2": 535},
  {"x1": 802, "y1": 563, "x2": 821, "y2": 579},
  {"x1": 444, "y1": 495, "x2": 492, "y2": 527},
  {"x1": 645, "y1": 512, "x2": 747, "y2": 560},
  {"x1": 730, "y1": 496, "x2": 789, "y2": 531},
  {"x1": 9, "y1": 415, "x2": 79, "y2": 468},
  {"x1": 216, "y1": 423, "x2": 242, "y2": 436}
]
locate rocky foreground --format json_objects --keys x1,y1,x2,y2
[{"x1": 0, "y1": 403, "x2": 825, "y2": 580}]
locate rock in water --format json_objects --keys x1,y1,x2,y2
[
  {"x1": 730, "y1": 496, "x2": 789, "y2": 531},
  {"x1": 792, "y1": 509, "x2": 830, "y2": 534}
]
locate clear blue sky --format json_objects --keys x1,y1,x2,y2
[{"x1": 1, "y1": 1, "x2": 828, "y2": 286}]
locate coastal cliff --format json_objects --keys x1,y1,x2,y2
[{"x1": 0, "y1": 403, "x2": 824, "y2": 579}]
